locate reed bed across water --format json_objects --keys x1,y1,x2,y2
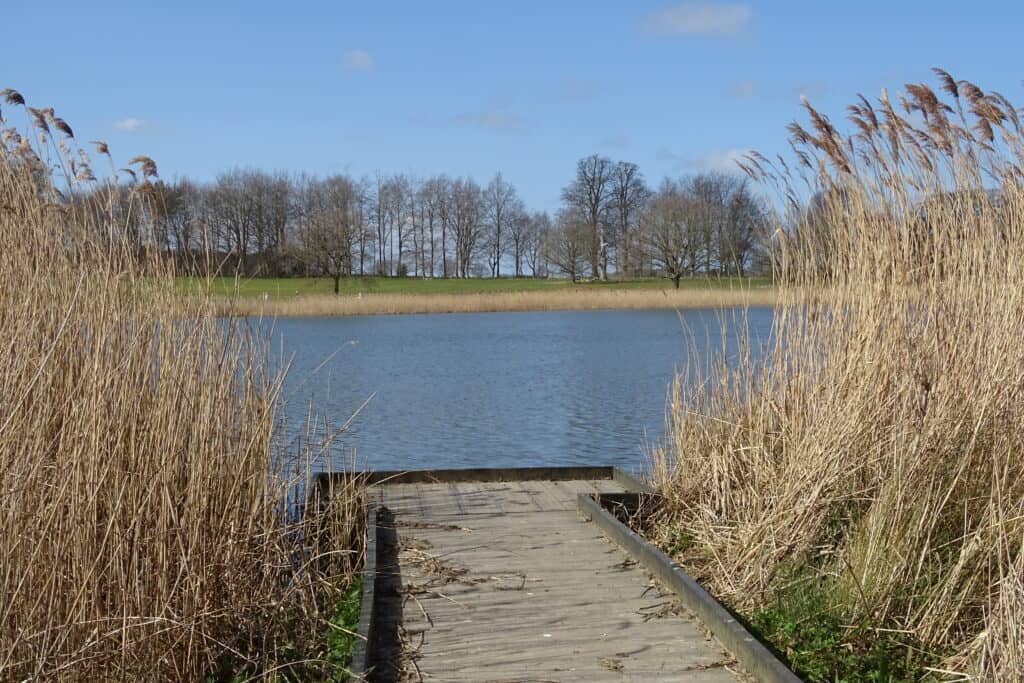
[{"x1": 220, "y1": 286, "x2": 776, "y2": 317}]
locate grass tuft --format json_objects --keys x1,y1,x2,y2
[
  {"x1": 323, "y1": 575, "x2": 364, "y2": 680},
  {"x1": 749, "y1": 570, "x2": 939, "y2": 682}
]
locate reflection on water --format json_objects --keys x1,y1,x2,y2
[{"x1": 256, "y1": 307, "x2": 773, "y2": 473}]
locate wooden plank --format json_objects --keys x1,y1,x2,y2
[
  {"x1": 372, "y1": 479, "x2": 745, "y2": 681},
  {"x1": 550, "y1": 478, "x2": 597, "y2": 502},
  {"x1": 486, "y1": 482, "x2": 539, "y2": 514},
  {"x1": 361, "y1": 465, "x2": 615, "y2": 485},
  {"x1": 591, "y1": 477, "x2": 627, "y2": 494},
  {"x1": 518, "y1": 482, "x2": 547, "y2": 512},
  {"x1": 452, "y1": 482, "x2": 501, "y2": 515},
  {"x1": 523, "y1": 480, "x2": 563, "y2": 511},
  {"x1": 446, "y1": 482, "x2": 465, "y2": 515}
]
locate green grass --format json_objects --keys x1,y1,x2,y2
[
  {"x1": 177, "y1": 275, "x2": 772, "y2": 300},
  {"x1": 747, "y1": 572, "x2": 938, "y2": 683},
  {"x1": 650, "y1": 519, "x2": 939, "y2": 681},
  {"x1": 322, "y1": 575, "x2": 364, "y2": 681}
]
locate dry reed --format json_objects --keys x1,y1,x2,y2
[
  {"x1": 0, "y1": 94, "x2": 363, "y2": 680},
  {"x1": 651, "y1": 70, "x2": 1024, "y2": 680},
  {"x1": 220, "y1": 286, "x2": 776, "y2": 317}
]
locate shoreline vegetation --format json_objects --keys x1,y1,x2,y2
[
  {"x1": 9, "y1": 64, "x2": 1024, "y2": 681},
  {"x1": 180, "y1": 275, "x2": 776, "y2": 316},
  {"x1": 650, "y1": 71, "x2": 1024, "y2": 681},
  {"x1": 1, "y1": 93, "x2": 365, "y2": 679}
]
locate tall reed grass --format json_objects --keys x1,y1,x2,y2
[
  {"x1": 651, "y1": 71, "x2": 1024, "y2": 680},
  {"x1": 221, "y1": 286, "x2": 776, "y2": 317},
  {"x1": 0, "y1": 92, "x2": 363, "y2": 680}
]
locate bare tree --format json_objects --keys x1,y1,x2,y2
[
  {"x1": 689, "y1": 172, "x2": 739, "y2": 274},
  {"x1": 720, "y1": 180, "x2": 765, "y2": 276},
  {"x1": 524, "y1": 211, "x2": 552, "y2": 277},
  {"x1": 545, "y1": 208, "x2": 589, "y2": 282},
  {"x1": 207, "y1": 169, "x2": 257, "y2": 274},
  {"x1": 561, "y1": 154, "x2": 613, "y2": 280},
  {"x1": 354, "y1": 177, "x2": 373, "y2": 275},
  {"x1": 641, "y1": 174, "x2": 766, "y2": 285},
  {"x1": 371, "y1": 174, "x2": 390, "y2": 275},
  {"x1": 388, "y1": 175, "x2": 411, "y2": 276},
  {"x1": 643, "y1": 179, "x2": 701, "y2": 288},
  {"x1": 151, "y1": 179, "x2": 201, "y2": 270},
  {"x1": 450, "y1": 178, "x2": 483, "y2": 278},
  {"x1": 508, "y1": 203, "x2": 532, "y2": 277},
  {"x1": 296, "y1": 175, "x2": 361, "y2": 294},
  {"x1": 430, "y1": 175, "x2": 454, "y2": 278},
  {"x1": 482, "y1": 173, "x2": 518, "y2": 277},
  {"x1": 410, "y1": 180, "x2": 422, "y2": 276},
  {"x1": 418, "y1": 177, "x2": 446, "y2": 277},
  {"x1": 202, "y1": 169, "x2": 293, "y2": 275},
  {"x1": 409, "y1": 177, "x2": 431, "y2": 276},
  {"x1": 609, "y1": 161, "x2": 649, "y2": 277},
  {"x1": 683, "y1": 173, "x2": 765, "y2": 275},
  {"x1": 249, "y1": 170, "x2": 291, "y2": 276}
]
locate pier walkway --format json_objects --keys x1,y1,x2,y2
[{"x1": 366, "y1": 473, "x2": 746, "y2": 682}]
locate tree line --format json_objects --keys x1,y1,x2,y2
[{"x1": 141, "y1": 154, "x2": 770, "y2": 290}]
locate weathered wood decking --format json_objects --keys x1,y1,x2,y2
[{"x1": 367, "y1": 477, "x2": 746, "y2": 681}]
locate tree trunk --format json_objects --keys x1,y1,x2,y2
[
  {"x1": 442, "y1": 224, "x2": 448, "y2": 278},
  {"x1": 673, "y1": 274, "x2": 681, "y2": 289},
  {"x1": 597, "y1": 226, "x2": 609, "y2": 281}
]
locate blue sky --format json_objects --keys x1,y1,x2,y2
[{"x1": 3, "y1": 1, "x2": 1022, "y2": 211}]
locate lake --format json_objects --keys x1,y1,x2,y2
[{"x1": 263, "y1": 307, "x2": 774, "y2": 473}]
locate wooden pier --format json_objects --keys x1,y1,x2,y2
[{"x1": 355, "y1": 468, "x2": 750, "y2": 682}]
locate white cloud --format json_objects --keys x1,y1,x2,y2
[
  {"x1": 449, "y1": 110, "x2": 526, "y2": 131},
  {"x1": 644, "y1": 2, "x2": 752, "y2": 36},
  {"x1": 114, "y1": 118, "x2": 146, "y2": 132},
  {"x1": 685, "y1": 148, "x2": 749, "y2": 172},
  {"x1": 658, "y1": 146, "x2": 749, "y2": 172},
  {"x1": 342, "y1": 49, "x2": 375, "y2": 72}
]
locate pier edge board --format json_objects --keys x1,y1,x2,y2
[
  {"x1": 347, "y1": 500, "x2": 378, "y2": 679},
  {"x1": 578, "y1": 492, "x2": 802, "y2": 683}
]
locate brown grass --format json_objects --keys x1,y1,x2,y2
[
  {"x1": 652, "y1": 71, "x2": 1024, "y2": 680},
  {"x1": 0, "y1": 97, "x2": 363, "y2": 679},
  {"x1": 219, "y1": 287, "x2": 777, "y2": 317}
]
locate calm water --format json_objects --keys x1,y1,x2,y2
[{"x1": 263, "y1": 308, "x2": 773, "y2": 473}]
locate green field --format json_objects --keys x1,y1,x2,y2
[{"x1": 177, "y1": 275, "x2": 773, "y2": 299}]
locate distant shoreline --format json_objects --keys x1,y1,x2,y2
[{"x1": 214, "y1": 286, "x2": 777, "y2": 317}]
